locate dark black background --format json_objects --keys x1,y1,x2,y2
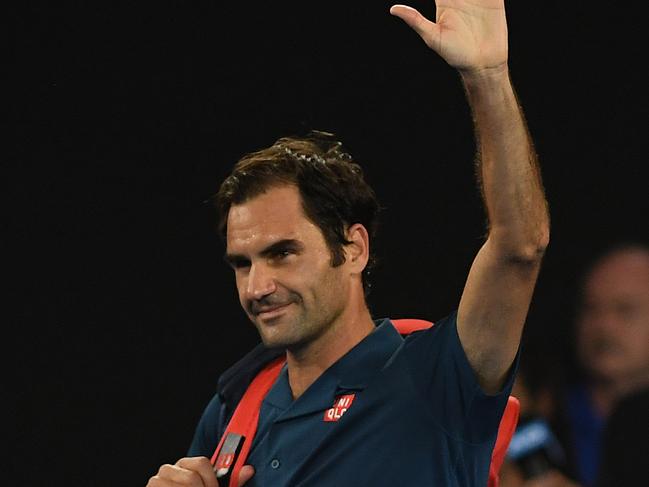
[{"x1": 9, "y1": 1, "x2": 648, "y2": 485}]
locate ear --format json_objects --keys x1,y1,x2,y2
[{"x1": 344, "y1": 223, "x2": 370, "y2": 274}]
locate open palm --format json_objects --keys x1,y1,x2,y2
[{"x1": 391, "y1": 0, "x2": 508, "y2": 72}]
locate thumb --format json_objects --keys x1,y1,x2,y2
[
  {"x1": 389, "y1": 4, "x2": 438, "y2": 41},
  {"x1": 237, "y1": 465, "x2": 255, "y2": 486}
]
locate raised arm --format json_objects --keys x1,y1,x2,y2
[{"x1": 391, "y1": 1, "x2": 550, "y2": 393}]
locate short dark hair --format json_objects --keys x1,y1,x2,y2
[{"x1": 214, "y1": 130, "x2": 381, "y2": 295}]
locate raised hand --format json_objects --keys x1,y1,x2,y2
[{"x1": 390, "y1": 0, "x2": 508, "y2": 74}]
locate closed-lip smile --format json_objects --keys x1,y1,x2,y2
[{"x1": 256, "y1": 303, "x2": 291, "y2": 319}]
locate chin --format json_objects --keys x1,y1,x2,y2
[
  {"x1": 258, "y1": 328, "x2": 312, "y2": 351},
  {"x1": 258, "y1": 334, "x2": 286, "y2": 349},
  {"x1": 259, "y1": 336, "x2": 302, "y2": 351},
  {"x1": 590, "y1": 362, "x2": 629, "y2": 383},
  {"x1": 256, "y1": 325, "x2": 295, "y2": 349}
]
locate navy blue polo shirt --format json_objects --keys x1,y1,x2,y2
[{"x1": 189, "y1": 312, "x2": 517, "y2": 486}]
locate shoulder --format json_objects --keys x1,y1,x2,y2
[
  {"x1": 188, "y1": 344, "x2": 284, "y2": 457},
  {"x1": 217, "y1": 343, "x2": 285, "y2": 409}
]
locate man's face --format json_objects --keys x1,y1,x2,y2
[
  {"x1": 225, "y1": 185, "x2": 350, "y2": 350},
  {"x1": 577, "y1": 249, "x2": 649, "y2": 385}
]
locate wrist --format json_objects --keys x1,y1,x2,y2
[
  {"x1": 460, "y1": 63, "x2": 510, "y2": 87},
  {"x1": 460, "y1": 64, "x2": 514, "y2": 107}
]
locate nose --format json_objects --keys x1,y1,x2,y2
[
  {"x1": 592, "y1": 307, "x2": 624, "y2": 330},
  {"x1": 579, "y1": 306, "x2": 624, "y2": 343},
  {"x1": 244, "y1": 262, "x2": 277, "y2": 302}
]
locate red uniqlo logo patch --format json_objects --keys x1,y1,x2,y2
[{"x1": 323, "y1": 394, "x2": 356, "y2": 422}]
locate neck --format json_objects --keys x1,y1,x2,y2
[{"x1": 285, "y1": 303, "x2": 374, "y2": 400}]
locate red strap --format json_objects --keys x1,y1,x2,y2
[
  {"x1": 488, "y1": 396, "x2": 520, "y2": 487},
  {"x1": 210, "y1": 318, "x2": 518, "y2": 487},
  {"x1": 395, "y1": 319, "x2": 520, "y2": 487},
  {"x1": 210, "y1": 356, "x2": 285, "y2": 487},
  {"x1": 392, "y1": 318, "x2": 433, "y2": 334}
]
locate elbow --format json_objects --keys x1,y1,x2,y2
[
  {"x1": 510, "y1": 227, "x2": 550, "y2": 264},
  {"x1": 512, "y1": 239, "x2": 548, "y2": 265},
  {"x1": 490, "y1": 225, "x2": 550, "y2": 265},
  {"x1": 538, "y1": 226, "x2": 551, "y2": 253}
]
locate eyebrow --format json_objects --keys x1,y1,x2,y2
[{"x1": 224, "y1": 239, "x2": 305, "y2": 267}]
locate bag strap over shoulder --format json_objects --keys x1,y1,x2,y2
[
  {"x1": 211, "y1": 356, "x2": 285, "y2": 487},
  {"x1": 209, "y1": 319, "x2": 433, "y2": 485},
  {"x1": 209, "y1": 318, "x2": 518, "y2": 487}
]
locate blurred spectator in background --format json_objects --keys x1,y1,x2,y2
[
  {"x1": 567, "y1": 243, "x2": 649, "y2": 485},
  {"x1": 501, "y1": 242, "x2": 649, "y2": 487},
  {"x1": 498, "y1": 364, "x2": 579, "y2": 487}
]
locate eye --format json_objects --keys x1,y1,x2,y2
[
  {"x1": 615, "y1": 302, "x2": 639, "y2": 322},
  {"x1": 270, "y1": 248, "x2": 295, "y2": 262},
  {"x1": 230, "y1": 258, "x2": 251, "y2": 270}
]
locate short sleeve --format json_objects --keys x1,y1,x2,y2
[{"x1": 402, "y1": 311, "x2": 518, "y2": 444}]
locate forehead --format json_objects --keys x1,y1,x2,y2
[
  {"x1": 584, "y1": 250, "x2": 649, "y2": 300},
  {"x1": 226, "y1": 185, "x2": 318, "y2": 251}
]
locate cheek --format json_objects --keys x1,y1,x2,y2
[
  {"x1": 287, "y1": 267, "x2": 333, "y2": 308},
  {"x1": 317, "y1": 265, "x2": 349, "y2": 303},
  {"x1": 234, "y1": 275, "x2": 248, "y2": 304},
  {"x1": 294, "y1": 251, "x2": 333, "y2": 286},
  {"x1": 628, "y1": 323, "x2": 649, "y2": 351}
]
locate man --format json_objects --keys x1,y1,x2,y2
[
  {"x1": 501, "y1": 244, "x2": 649, "y2": 487},
  {"x1": 561, "y1": 244, "x2": 649, "y2": 486},
  {"x1": 146, "y1": 0, "x2": 550, "y2": 485}
]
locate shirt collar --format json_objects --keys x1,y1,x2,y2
[
  {"x1": 262, "y1": 319, "x2": 403, "y2": 418},
  {"x1": 330, "y1": 318, "x2": 403, "y2": 389}
]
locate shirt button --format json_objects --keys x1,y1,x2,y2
[{"x1": 270, "y1": 459, "x2": 280, "y2": 469}]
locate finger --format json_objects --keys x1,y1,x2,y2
[
  {"x1": 389, "y1": 5, "x2": 438, "y2": 41},
  {"x1": 151, "y1": 463, "x2": 206, "y2": 486},
  {"x1": 237, "y1": 465, "x2": 255, "y2": 486},
  {"x1": 147, "y1": 477, "x2": 186, "y2": 487},
  {"x1": 175, "y1": 457, "x2": 219, "y2": 487},
  {"x1": 147, "y1": 469, "x2": 186, "y2": 487}
]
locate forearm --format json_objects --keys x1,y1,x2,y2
[
  {"x1": 462, "y1": 67, "x2": 550, "y2": 260},
  {"x1": 391, "y1": 1, "x2": 551, "y2": 388}
]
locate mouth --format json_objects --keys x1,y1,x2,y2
[{"x1": 255, "y1": 303, "x2": 291, "y2": 321}]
